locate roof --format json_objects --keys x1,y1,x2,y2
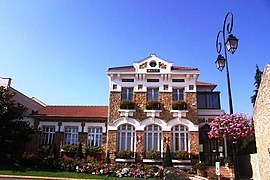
[
  {"x1": 196, "y1": 81, "x2": 217, "y2": 87},
  {"x1": 108, "y1": 65, "x2": 135, "y2": 71},
  {"x1": 171, "y1": 66, "x2": 198, "y2": 70},
  {"x1": 108, "y1": 65, "x2": 198, "y2": 71},
  {"x1": 36, "y1": 105, "x2": 108, "y2": 117}
]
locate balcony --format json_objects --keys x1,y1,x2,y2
[
  {"x1": 170, "y1": 100, "x2": 188, "y2": 119},
  {"x1": 119, "y1": 100, "x2": 136, "y2": 117},
  {"x1": 144, "y1": 100, "x2": 162, "y2": 118}
]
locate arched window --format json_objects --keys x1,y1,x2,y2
[
  {"x1": 144, "y1": 125, "x2": 162, "y2": 151},
  {"x1": 117, "y1": 124, "x2": 135, "y2": 151},
  {"x1": 171, "y1": 125, "x2": 189, "y2": 151}
]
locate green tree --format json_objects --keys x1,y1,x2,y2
[
  {"x1": 251, "y1": 64, "x2": 263, "y2": 106},
  {"x1": 0, "y1": 86, "x2": 33, "y2": 162},
  {"x1": 163, "y1": 144, "x2": 173, "y2": 168}
]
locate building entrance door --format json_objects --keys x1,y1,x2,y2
[{"x1": 199, "y1": 124, "x2": 224, "y2": 165}]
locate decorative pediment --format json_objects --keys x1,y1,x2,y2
[{"x1": 133, "y1": 54, "x2": 173, "y2": 73}]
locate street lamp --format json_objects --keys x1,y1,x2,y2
[{"x1": 215, "y1": 12, "x2": 239, "y2": 180}]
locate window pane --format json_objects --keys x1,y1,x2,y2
[{"x1": 88, "y1": 127, "x2": 103, "y2": 147}]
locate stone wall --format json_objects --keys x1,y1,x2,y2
[
  {"x1": 185, "y1": 92, "x2": 198, "y2": 125},
  {"x1": 136, "y1": 130, "x2": 144, "y2": 162},
  {"x1": 109, "y1": 92, "x2": 121, "y2": 123},
  {"x1": 133, "y1": 92, "x2": 147, "y2": 121},
  {"x1": 253, "y1": 64, "x2": 270, "y2": 180},
  {"x1": 107, "y1": 130, "x2": 117, "y2": 163},
  {"x1": 190, "y1": 131, "x2": 199, "y2": 155},
  {"x1": 159, "y1": 92, "x2": 173, "y2": 121}
]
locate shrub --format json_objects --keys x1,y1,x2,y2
[
  {"x1": 20, "y1": 153, "x2": 41, "y2": 167},
  {"x1": 193, "y1": 162, "x2": 207, "y2": 171},
  {"x1": 38, "y1": 145, "x2": 51, "y2": 154},
  {"x1": 120, "y1": 100, "x2": 135, "y2": 109},
  {"x1": 85, "y1": 146, "x2": 102, "y2": 154},
  {"x1": 163, "y1": 144, "x2": 173, "y2": 167},
  {"x1": 61, "y1": 144, "x2": 77, "y2": 154},
  {"x1": 50, "y1": 143, "x2": 57, "y2": 158},
  {"x1": 173, "y1": 150, "x2": 190, "y2": 160},
  {"x1": 172, "y1": 100, "x2": 187, "y2": 110},
  {"x1": 146, "y1": 100, "x2": 161, "y2": 110},
  {"x1": 116, "y1": 150, "x2": 133, "y2": 159},
  {"x1": 145, "y1": 150, "x2": 161, "y2": 159},
  {"x1": 75, "y1": 142, "x2": 83, "y2": 159}
]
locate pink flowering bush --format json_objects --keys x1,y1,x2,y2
[{"x1": 209, "y1": 113, "x2": 253, "y2": 142}]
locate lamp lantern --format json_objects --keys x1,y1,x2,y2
[
  {"x1": 225, "y1": 34, "x2": 239, "y2": 54},
  {"x1": 215, "y1": 54, "x2": 226, "y2": 72}
]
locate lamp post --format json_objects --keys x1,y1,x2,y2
[{"x1": 215, "y1": 12, "x2": 239, "y2": 180}]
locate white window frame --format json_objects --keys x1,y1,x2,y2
[
  {"x1": 122, "y1": 87, "x2": 133, "y2": 100},
  {"x1": 64, "y1": 127, "x2": 79, "y2": 145},
  {"x1": 88, "y1": 127, "x2": 103, "y2": 147},
  {"x1": 144, "y1": 124, "x2": 162, "y2": 151},
  {"x1": 41, "y1": 126, "x2": 55, "y2": 145},
  {"x1": 173, "y1": 88, "x2": 184, "y2": 101},
  {"x1": 147, "y1": 88, "x2": 159, "y2": 101},
  {"x1": 171, "y1": 125, "x2": 189, "y2": 151},
  {"x1": 117, "y1": 124, "x2": 135, "y2": 151}
]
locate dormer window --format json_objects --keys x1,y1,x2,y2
[{"x1": 149, "y1": 61, "x2": 157, "y2": 67}]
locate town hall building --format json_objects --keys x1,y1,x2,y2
[{"x1": 7, "y1": 54, "x2": 224, "y2": 165}]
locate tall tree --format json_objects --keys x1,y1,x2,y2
[
  {"x1": 163, "y1": 144, "x2": 173, "y2": 168},
  {"x1": 251, "y1": 64, "x2": 263, "y2": 106},
  {"x1": 0, "y1": 86, "x2": 33, "y2": 162}
]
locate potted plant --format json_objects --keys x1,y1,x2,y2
[
  {"x1": 145, "y1": 150, "x2": 161, "y2": 159},
  {"x1": 85, "y1": 146, "x2": 102, "y2": 155},
  {"x1": 120, "y1": 100, "x2": 135, "y2": 109},
  {"x1": 173, "y1": 150, "x2": 190, "y2": 160},
  {"x1": 146, "y1": 100, "x2": 161, "y2": 110},
  {"x1": 193, "y1": 162, "x2": 207, "y2": 177},
  {"x1": 116, "y1": 150, "x2": 133, "y2": 159},
  {"x1": 172, "y1": 100, "x2": 187, "y2": 110}
]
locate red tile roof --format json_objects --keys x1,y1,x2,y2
[
  {"x1": 108, "y1": 66, "x2": 135, "y2": 71},
  {"x1": 196, "y1": 81, "x2": 217, "y2": 87},
  {"x1": 171, "y1": 66, "x2": 198, "y2": 70},
  {"x1": 37, "y1": 106, "x2": 108, "y2": 117}
]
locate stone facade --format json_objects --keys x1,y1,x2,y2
[
  {"x1": 133, "y1": 92, "x2": 148, "y2": 121},
  {"x1": 190, "y1": 131, "x2": 199, "y2": 155},
  {"x1": 135, "y1": 130, "x2": 144, "y2": 162},
  {"x1": 107, "y1": 130, "x2": 117, "y2": 162},
  {"x1": 109, "y1": 92, "x2": 121, "y2": 123},
  {"x1": 159, "y1": 92, "x2": 173, "y2": 121},
  {"x1": 185, "y1": 92, "x2": 198, "y2": 125},
  {"x1": 253, "y1": 64, "x2": 270, "y2": 180}
]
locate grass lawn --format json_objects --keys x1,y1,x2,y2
[{"x1": 0, "y1": 165, "x2": 155, "y2": 180}]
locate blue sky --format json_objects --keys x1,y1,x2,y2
[{"x1": 1, "y1": 0, "x2": 269, "y2": 115}]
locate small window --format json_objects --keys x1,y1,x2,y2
[
  {"x1": 173, "y1": 89, "x2": 184, "y2": 101},
  {"x1": 122, "y1": 87, "x2": 133, "y2": 100},
  {"x1": 164, "y1": 85, "x2": 168, "y2": 90},
  {"x1": 147, "y1": 79, "x2": 159, "y2": 82},
  {"x1": 148, "y1": 88, "x2": 159, "y2": 100},
  {"x1": 122, "y1": 79, "x2": 134, "y2": 82},
  {"x1": 189, "y1": 85, "x2": 194, "y2": 90},
  {"x1": 113, "y1": 84, "x2": 117, "y2": 90},
  {"x1": 138, "y1": 84, "x2": 143, "y2": 90},
  {"x1": 149, "y1": 61, "x2": 157, "y2": 67},
  {"x1": 172, "y1": 79, "x2": 185, "y2": 82}
]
